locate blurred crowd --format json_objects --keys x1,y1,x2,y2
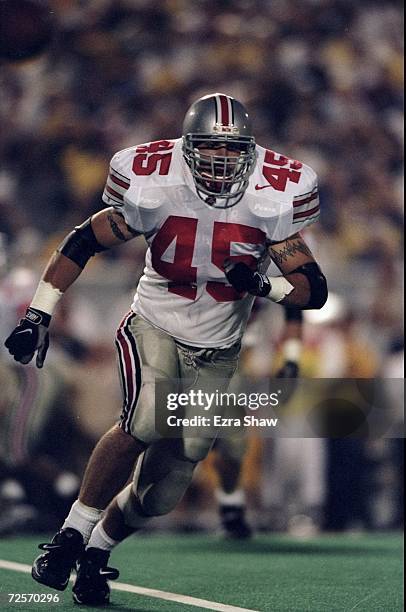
[{"x1": 0, "y1": 0, "x2": 403, "y2": 535}]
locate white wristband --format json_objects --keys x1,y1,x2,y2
[
  {"x1": 282, "y1": 338, "x2": 302, "y2": 363},
  {"x1": 266, "y1": 276, "x2": 294, "y2": 303},
  {"x1": 30, "y1": 280, "x2": 63, "y2": 316}
]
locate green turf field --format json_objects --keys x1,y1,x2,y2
[{"x1": 0, "y1": 533, "x2": 403, "y2": 611}]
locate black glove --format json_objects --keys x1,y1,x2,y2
[
  {"x1": 5, "y1": 307, "x2": 51, "y2": 368},
  {"x1": 223, "y1": 259, "x2": 271, "y2": 297},
  {"x1": 276, "y1": 360, "x2": 300, "y2": 378}
]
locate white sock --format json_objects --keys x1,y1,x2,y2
[
  {"x1": 62, "y1": 500, "x2": 103, "y2": 544},
  {"x1": 215, "y1": 488, "x2": 246, "y2": 507},
  {"x1": 87, "y1": 522, "x2": 119, "y2": 552}
]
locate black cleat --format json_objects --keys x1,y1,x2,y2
[
  {"x1": 32, "y1": 527, "x2": 84, "y2": 591},
  {"x1": 220, "y1": 505, "x2": 252, "y2": 539},
  {"x1": 72, "y1": 547, "x2": 119, "y2": 606}
]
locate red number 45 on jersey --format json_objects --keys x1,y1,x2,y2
[
  {"x1": 256, "y1": 150, "x2": 302, "y2": 192},
  {"x1": 132, "y1": 140, "x2": 175, "y2": 176},
  {"x1": 151, "y1": 216, "x2": 266, "y2": 302}
]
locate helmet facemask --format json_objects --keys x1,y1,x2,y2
[
  {"x1": 182, "y1": 94, "x2": 256, "y2": 209},
  {"x1": 183, "y1": 134, "x2": 256, "y2": 208}
]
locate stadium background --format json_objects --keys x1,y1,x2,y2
[{"x1": 0, "y1": 1, "x2": 403, "y2": 610}]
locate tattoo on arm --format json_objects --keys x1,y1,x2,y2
[
  {"x1": 269, "y1": 239, "x2": 312, "y2": 266},
  {"x1": 107, "y1": 210, "x2": 130, "y2": 242}
]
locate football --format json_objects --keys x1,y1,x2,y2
[{"x1": 0, "y1": 0, "x2": 54, "y2": 62}]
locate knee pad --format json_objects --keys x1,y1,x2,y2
[{"x1": 134, "y1": 440, "x2": 197, "y2": 517}]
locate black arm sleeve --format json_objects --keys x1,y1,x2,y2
[
  {"x1": 57, "y1": 218, "x2": 108, "y2": 269},
  {"x1": 290, "y1": 262, "x2": 328, "y2": 309}
]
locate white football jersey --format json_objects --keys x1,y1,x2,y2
[{"x1": 102, "y1": 138, "x2": 319, "y2": 348}]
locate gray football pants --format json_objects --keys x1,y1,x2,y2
[{"x1": 115, "y1": 312, "x2": 242, "y2": 520}]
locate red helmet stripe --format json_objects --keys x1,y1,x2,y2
[
  {"x1": 220, "y1": 95, "x2": 229, "y2": 124},
  {"x1": 216, "y1": 94, "x2": 233, "y2": 125}
]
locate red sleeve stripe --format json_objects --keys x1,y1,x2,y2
[
  {"x1": 109, "y1": 172, "x2": 129, "y2": 189},
  {"x1": 106, "y1": 175, "x2": 127, "y2": 196},
  {"x1": 110, "y1": 165, "x2": 130, "y2": 181},
  {"x1": 293, "y1": 191, "x2": 319, "y2": 207},
  {"x1": 293, "y1": 204, "x2": 320, "y2": 220},
  {"x1": 103, "y1": 192, "x2": 123, "y2": 206},
  {"x1": 293, "y1": 211, "x2": 320, "y2": 225},
  {"x1": 105, "y1": 184, "x2": 124, "y2": 201},
  {"x1": 293, "y1": 185, "x2": 318, "y2": 199}
]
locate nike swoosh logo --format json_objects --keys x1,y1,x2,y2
[
  {"x1": 16, "y1": 329, "x2": 33, "y2": 336},
  {"x1": 255, "y1": 184, "x2": 272, "y2": 190}
]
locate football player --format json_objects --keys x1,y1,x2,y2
[{"x1": 5, "y1": 93, "x2": 327, "y2": 605}]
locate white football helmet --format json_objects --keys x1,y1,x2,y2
[{"x1": 182, "y1": 93, "x2": 257, "y2": 208}]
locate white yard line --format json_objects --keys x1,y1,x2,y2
[{"x1": 0, "y1": 559, "x2": 259, "y2": 612}]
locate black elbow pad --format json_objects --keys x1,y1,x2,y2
[
  {"x1": 291, "y1": 263, "x2": 328, "y2": 310},
  {"x1": 58, "y1": 218, "x2": 107, "y2": 268}
]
